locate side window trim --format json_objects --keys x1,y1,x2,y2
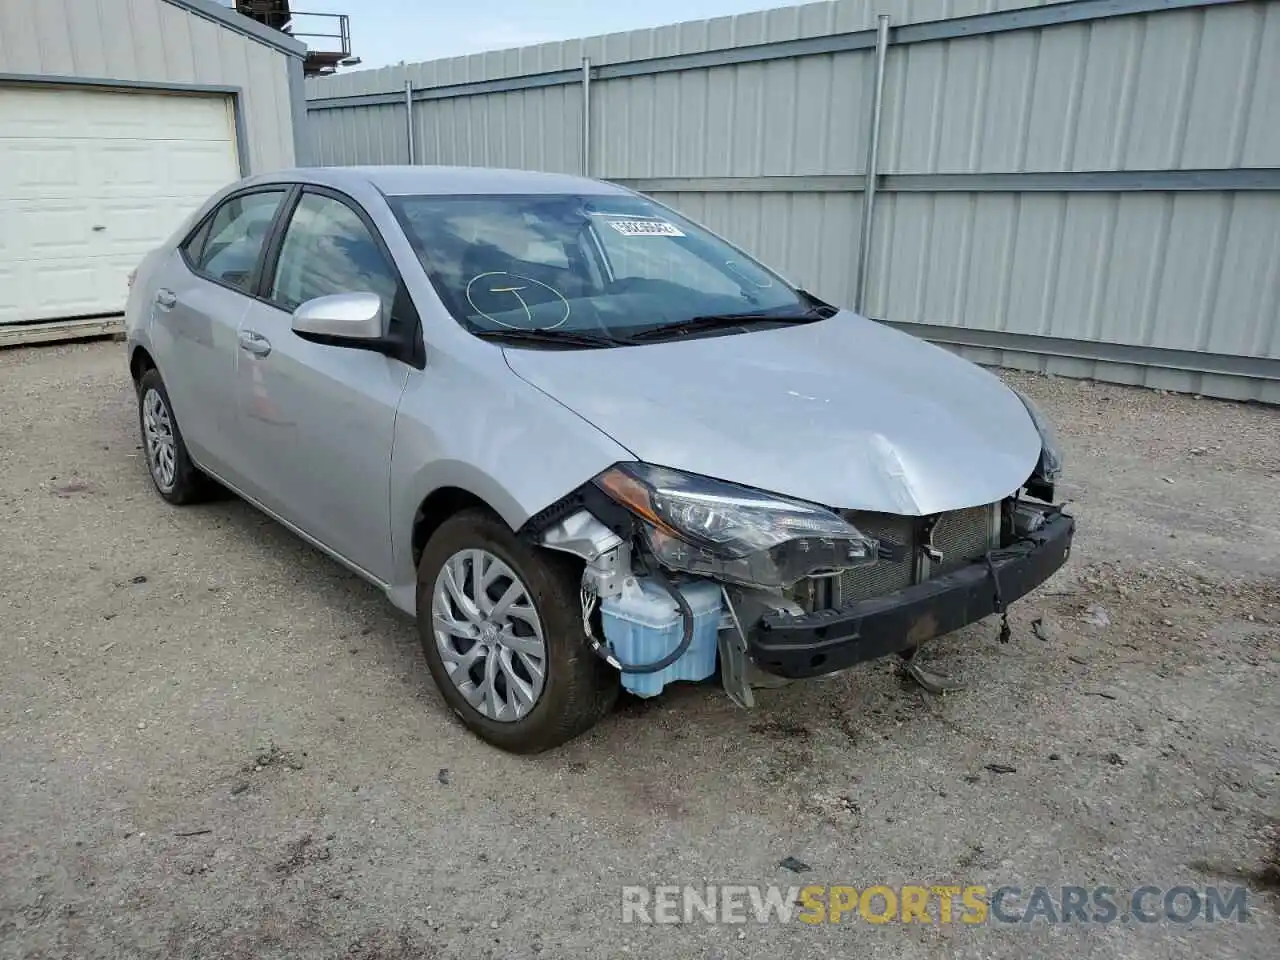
[
  {"x1": 260, "y1": 185, "x2": 413, "y2": 321},
  {"x1": 178, "y1": 185, "x2": 293, "y2": 297},
  {"x1": 251, "y1": 184, "x2": 302, "y2": 301}
]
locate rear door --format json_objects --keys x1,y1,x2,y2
[
  {"x1": 232, "y1": 187, "x2": 412, "y2": 581},
  {"x1": 149, "y1": 188, "x2": 290, "y2": 480}
]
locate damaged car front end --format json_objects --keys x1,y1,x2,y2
[
  {"x1": 526, "y1": 427, "x2": 1071, "y2": 708},
  {"x1": 385, "y1": 176, "x2": 1075, "y2": 751}
]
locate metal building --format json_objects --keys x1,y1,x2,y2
[
  {"x1": 305, "y1": 0, "x2": 1280, "y2": 403},
  {"x1": 0, "y1": 0, "x2": 309, "y2": 341}
]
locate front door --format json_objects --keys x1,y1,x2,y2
[{"x1": 232, "y1": 189, "x2": 410, "y2": 582}]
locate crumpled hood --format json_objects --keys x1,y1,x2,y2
[{"x1": 503, "y1": 313, "x2": 1042, "y2": 515}]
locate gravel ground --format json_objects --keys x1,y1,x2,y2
[{"x1": 1, "y1": 341, "x2": 1278, "y2": 960}]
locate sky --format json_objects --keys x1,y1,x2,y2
[{"x1": 287, "y1": 0, "x2": 806, "y2": 70}]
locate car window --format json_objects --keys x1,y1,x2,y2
[
  {"x1": 181, "y1": 217, "x2": 214, "y2": 266},
  {"x1": 269, "y1": 192, "x2": 398, "y2": 314},
  {"x1": 391, "y1": 194, "x2": 804, "y2": 340},
  {"x1": 186, "y1": 191, "x2": 286, "y2": 292}
]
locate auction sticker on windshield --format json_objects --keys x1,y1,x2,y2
[{"x1": 606, "y1": 219, "x2": 686, "y2": 238}]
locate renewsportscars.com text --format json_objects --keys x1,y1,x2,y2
[{"x1": 620, "y1": 884, "x2": 1252, "y2": 926}]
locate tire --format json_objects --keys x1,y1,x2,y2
[
  {"x1": 136, "y1": 369, "x2": 214, "y2": 505},
  {"x1": 416, "y1": 508, "x2": 619, "y2": 753}
]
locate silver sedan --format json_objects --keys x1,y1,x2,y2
[{"x1": 126, "y1": 165, "x2": 1071, "y2": 752}]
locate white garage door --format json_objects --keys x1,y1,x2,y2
[{"x1": 0, "y1": 85, "x2": 242, "y2": 326}]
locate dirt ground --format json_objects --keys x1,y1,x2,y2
[{"x1": 1, "y1": 340, "x2": 1278, "y2": 960}]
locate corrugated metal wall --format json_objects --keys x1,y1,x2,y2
[
  {"x1": 0, "y1": 0, "x2": 297, "y2": 172},
  {"x1": 305, "y1": 0, "x2": 1280, "y2": 402},
  {"x1": 861, "y1": 0, "x2": 1280, "y2": 402}
]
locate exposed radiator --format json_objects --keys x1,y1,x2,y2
[
  {"x1": 835, "y1": 503, "x2": 1001, "y2": 606},
  {"x1": 931, "y1": 503, "x2": 1002, "y2": 576},
  {"x1": 834, "y1": 512, "x2": 915, "y2": 604}
]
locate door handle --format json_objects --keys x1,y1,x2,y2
[
  {"x1": 238, "y1": 330, "x2": 272, "y2": 357},
  {"x1": 154, "y1": 289, "x2": 177, "y2": 310}
]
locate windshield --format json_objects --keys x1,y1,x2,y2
[{"x1": 389, "y1": 193, "x2": 813, "y2": 343}]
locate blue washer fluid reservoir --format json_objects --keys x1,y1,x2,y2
[{"x1": 599, "y1": 577, "x2": 723, "y2": 697}]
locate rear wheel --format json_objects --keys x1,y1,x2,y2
[
  {"x1": 136, "y1": 369, "x2": 214, "y2": 505},
  {"x1": 416, "y1": 509, "x2": 618, "y2": 752}
]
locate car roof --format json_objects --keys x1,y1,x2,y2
[{"x1": 256, "y1": 165, "x2": 632, "y2": 197}]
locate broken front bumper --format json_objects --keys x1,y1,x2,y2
[{"x1": 747, "y1": 511, "x2": 1075, "y2": 679}]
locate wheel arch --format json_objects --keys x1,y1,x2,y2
[
  {"x1": 403, "y1": 461, "x2": 534, "y2": 570},
  {"x1": 411, "y1": 486, "x2": 500, "y2": 569},
  {"x1": 389, "y1": 451, "x2": 616, "y2": 617},
  {"x1": 129, "y1": 344, "x2": 157, "y2": 385}
]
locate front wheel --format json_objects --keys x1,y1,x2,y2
[{"x1": 416, "y1": 509, "x2": 618, "y2": 753}]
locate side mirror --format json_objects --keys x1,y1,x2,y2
[{"x1": 292, "y1": 292, "x2": 384, "y2": 343}]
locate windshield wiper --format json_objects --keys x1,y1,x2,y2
[
  {"x1": 797, "y1": 289, "x2": 841, "y2": 318},
  {"x1": 473, "y1": 328, "x2": 634, "y2": 349},
  {"x1": 626, "y1": 310, "x2": 823, "y2": 343}
]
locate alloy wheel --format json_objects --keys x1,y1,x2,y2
[
  {"x1": 142, "y1": 388, "x2": 177, "y2": 492},
  {"x1": 431, "y1": 549, "x2": 547, "y2": 722}
]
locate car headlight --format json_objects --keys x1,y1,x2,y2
[
  {"x1": 1012, "y1": 389, "x2": 1064, "y2": 482},
  {"x1": 593, "y1": 463, "x2": 878, "y2": 587}
]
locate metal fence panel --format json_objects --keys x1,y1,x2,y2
[
  {"x1": 308, "y1": 102, "x2": 404, "y2": 167},
  {"x1": 410, "y1": 85, "x2": 583, "y2": 173},
  {"x1": 864, "y1": 190, "x2": 1280, "y2": 358},
  {"x1": 593, "y1": 50, "x2": 874, "y2": 179}
]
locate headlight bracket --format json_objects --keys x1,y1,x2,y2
[{"x1": 518, "y1": 479, "x2": 640, "y2": 544}]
